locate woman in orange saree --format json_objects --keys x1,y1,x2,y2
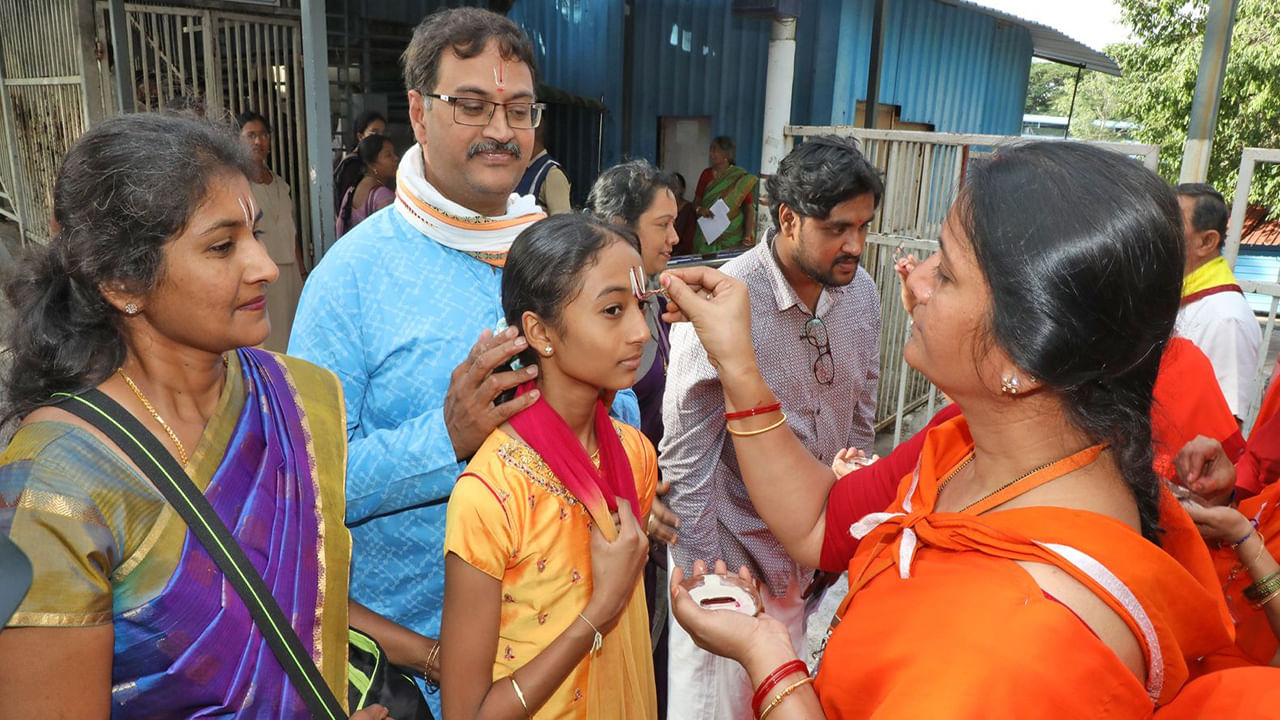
[{"x1": 656, "y1": 141, "x2": 1266, "y2": 718}]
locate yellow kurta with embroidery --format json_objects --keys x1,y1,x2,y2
[{"x1": 445, "y1": 421, "x2": 658, "y2": 719}]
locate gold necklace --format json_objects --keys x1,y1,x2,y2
[
  {"x1": 936, "y1": 449, "x2": 1100, "y2": 514},
  {"x1": 116, "y1": 368, "x2": 189, "y2": 465}
]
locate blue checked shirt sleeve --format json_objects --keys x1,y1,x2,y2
[
  {"x1": 611, "y1": 388, "x2": 641, "y2": 428},
  {"x1": 289, "y1": 262, "x2": 464, "y2": 524}
]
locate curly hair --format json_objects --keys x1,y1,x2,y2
[
  {"x1": 402, "y1": 7, "x2": 537, "y2": 95},
  {"x1": 585, "y1": 159, "x2": 678, "y2": 228},
  {"x1": 766, "y1": 135, "x2": 883, "y2": 225}
]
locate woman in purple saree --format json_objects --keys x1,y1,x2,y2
[{"x1": 0, "y1": 115, "x2": 428, "y2": 719}]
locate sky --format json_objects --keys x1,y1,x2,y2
[{"x1": 966, "y1": 0, "x2": 1131, "y2": 51}]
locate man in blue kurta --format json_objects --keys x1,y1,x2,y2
[{"x1": 289, "y1": 9, "x2": 637, "y2": 714}]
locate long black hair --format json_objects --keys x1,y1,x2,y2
[
  {"x1": 3, "y1": 113, "x2": 253, "y2": 424},
  {"x1": 235, "y1": 110, "x2": 269, "y2": 133},
  {"x1": 353, "y1": 109, "x2": 386, "y2": 145},
  {"x1": 502, "y1": 213, "x2": 640, "y2": 369},
  {"x1": 336, "y1": 134, "x2": 395, "y2": 224},
  {"x1": 960, "y1": 141, "x2": 1184, "y2": 543}
]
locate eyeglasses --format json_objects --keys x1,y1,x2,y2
[
  {"x1": 424, "y1": 93, "x2": 545, "y2": 129},
  {"x1": 802, "y1": 316, "x2": 834, "y2": 385}
]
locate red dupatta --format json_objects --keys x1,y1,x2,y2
[{"x1": 507, "y1": 382, "x2": 641, "y2": 540}]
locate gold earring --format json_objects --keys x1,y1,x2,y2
[
  {"x1": 1000, "y1": 376, "x2": 1021, "y2": 395},
  {"x1": 123, "y1": 302, "x2": 139, "y2": 315}
]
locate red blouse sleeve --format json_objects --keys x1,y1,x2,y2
[{"x1": 819, "y1": 404, "x2": 962, "y2": 571}]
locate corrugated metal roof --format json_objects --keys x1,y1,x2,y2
[
  {"x1": 1243, "y1": 206, "x2": 1280, "y2": 247},
  {"x1": 934, "y1": 0, "x2": 1122, "y2": 75}
]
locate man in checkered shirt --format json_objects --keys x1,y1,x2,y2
[{"x1": 661, "y1": 136, "x2": 883, "y2": 720}]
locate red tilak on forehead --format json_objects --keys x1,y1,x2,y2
[{"x1": 494, "y1": 64, "x2": 506, "y2": 92}]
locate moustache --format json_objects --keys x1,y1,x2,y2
[
  {"x1": 834, "y1": 254, "x2": 860, "y2": 267},
  {"x1": 467, "y1": 141, "x2": 522, "y2": 160}
]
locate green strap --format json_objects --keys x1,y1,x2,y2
[{"x1": 52, "y1": 390, "x2": 347, "y2": 720}]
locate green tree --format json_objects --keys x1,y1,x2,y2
[
  {"x1": 1110, "y1": 0, "x2": 1280, "y2": 207},
  {"x1": 1065, "y1": 71, "x2": 1135, "y2": 142},
  {"x1": 1024, "y1": 61, "x2": 1078, "y2": 115}
]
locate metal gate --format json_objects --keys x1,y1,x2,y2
[
  {"x1": 0, "y1": 1, "x2": 310, "y2": 255},
  {"x1": 0, "y1": 0, "x2": 105, "y2": 246},
  {"x1": 92, "y1": 3, "x2": 312, "y2": 261}
]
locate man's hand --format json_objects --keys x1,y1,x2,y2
[
  {"x1": 445, "y1": 327, "x2": 541, "y2": 460},
  {"x1": 646, "y1": 482, "x2": 680, "y2": 546}
]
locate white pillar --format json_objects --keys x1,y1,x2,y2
[
  {"x1": 759, "y1": 17, "x2": 797, "y2": 177},
  {"x1": 1178, "y1": 0, "x2": 1238, "y2": 183}
]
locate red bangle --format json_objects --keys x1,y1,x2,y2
[
  {"x1": 725, "y1": 402, "x2": 782, "y2": 422},
  {"x1": 751, "y1": 659, "x2": 807, "y2": 715}
]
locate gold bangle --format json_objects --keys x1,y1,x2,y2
[
  {"x1": 509, "y1": 674, "x2": 530, "y2": 718},
  {"x1": 1246, "y1": 569, "x2": 1280, "y2": 603},
  {"x1": 1252, "y1": 586, "x2": 1280, "y2": 610},
  {"x1": 727, "y1": 413, "x2": 788, "y2": 437},
  {"x1": 758, "y1": 676, "x2": 813, "y2": 720},
  {"x1": 424, "y1": 640, "x2": 441, "y2": 686},
  {"x1": 1247, "y1": 532, "x2": 1268, "y2": 568}
]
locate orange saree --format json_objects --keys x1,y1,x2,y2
[
  {"x1": 1150, "y1": 337, "x2": 1244, "y2": 482},
  {"x1": 1190, "y1": 481, "x2": 1280, "y2": 673},
  {"x1": 815, "y1": 415, "x2": 1233, "y2": 718}
]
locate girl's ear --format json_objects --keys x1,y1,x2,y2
[{"x1": 522, "y1": 310, "x2": 554, "y2": 357}]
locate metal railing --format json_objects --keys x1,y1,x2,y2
[
  {"x1": 782, "y1": 125, "x2": 1163, "y2": 442},
  {"x1": 1224, "y1": 147, "x2": 1280, "y2": 436},
  {"x1": 0, "y1": 0, "x2": 99, "y2": 247}
]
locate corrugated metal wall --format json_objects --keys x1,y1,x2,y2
[
  {"x1": 507, "y1": 0, "x2": 1033, "y2": 178},
  {"x1": 510, "y1": 0, "x2": 770, "y2": 173},
  {"x1": 507, "y1": 0, "x2": 625, "y2": 168},
  {"x1": 628, "y1": 0, "x2": 771, "y2": 172},
  {"x1": 792, "y1": 0, "x2": 1032, "y2": 135},
  {"x1": 358, "y1": 0, "x2": 488, "y2": 25}
]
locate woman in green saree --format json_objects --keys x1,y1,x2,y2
[{"x1": 692, "y1": 136, "x2": 758, "y2": 254}]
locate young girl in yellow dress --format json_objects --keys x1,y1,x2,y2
[{"x1": 441, "y1": 213, "x2": 658, "y2": 719}]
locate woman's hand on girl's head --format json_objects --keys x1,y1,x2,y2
[
  {"x1": 669, "y1": 560, "x2": 796, "y2": 673},
  {"x1": 584, "y1": 499, "x2": 649, "y2": 633},
  {"x1": 659, "y1": 267, "x2": 755, "y2": 376}
]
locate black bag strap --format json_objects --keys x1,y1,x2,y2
[{"x1": 54, "y1": 389, "x2": 347, "y2": 720}]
